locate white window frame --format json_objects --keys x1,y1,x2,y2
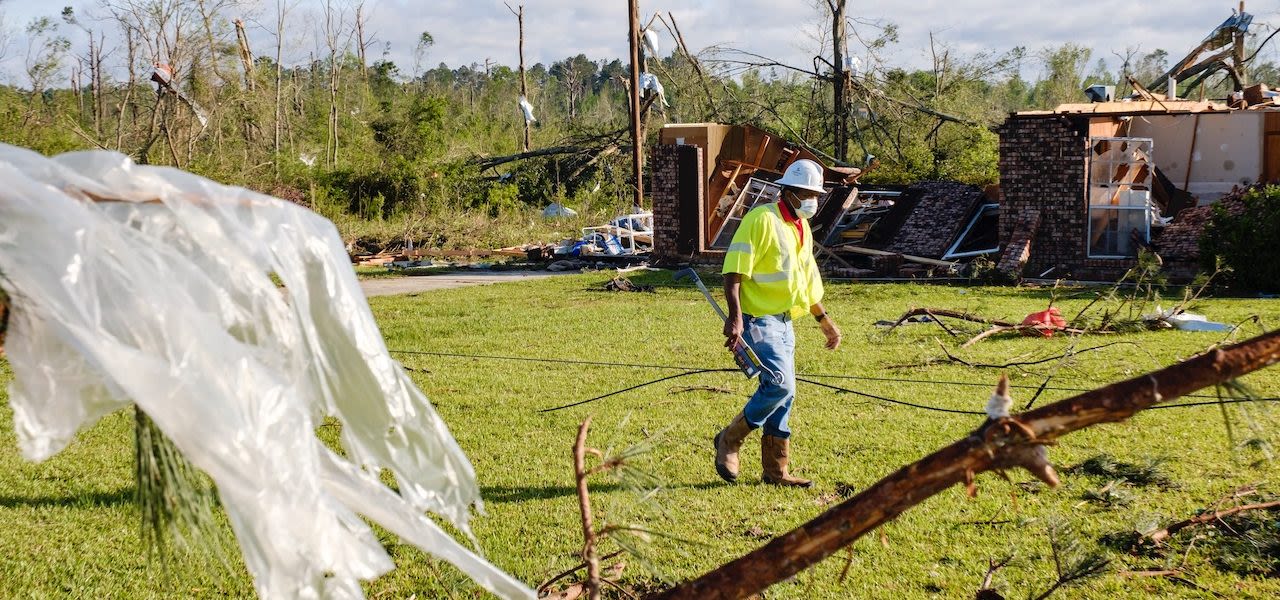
[
  {"x1": 942, "y1": 203, "x2": 1001, "y2": 260},
  {"x1": 1087, "y1": 137, "x2": 1153, "y2": 259}
]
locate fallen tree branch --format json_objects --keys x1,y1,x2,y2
[
  {"x1": 961, "y1": 325, "x2": 1093, "y2": 348},
  {"x1": 975, "y1": 555, "x2": 1013, "y2": 598},
  {"x1": 475, "y1": 144, "x2": 607, "y2": 170},
  {"x1": 886, "y1": 308, "x2": 1016, "y2": 333},
  {"x1": 1144, "y1": 499, "x2": 1280, "y2": 545},
  {"x1": 924, "y1": 340, "x2": 1141, "y2": 371},
  {"x1": 647, "y1": 329, "x2": 1280, "y2": 600},
  {"x1": 574, "y1": 417, "x2": 602, "y2": 600}
]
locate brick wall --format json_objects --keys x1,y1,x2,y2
[
  {"x1": 650, "y1": 144, "x2": 725, "y2": 267},
  {"x1": 998, "y1": 115, "x2": 1139, "y2": 280},
  {"x1": 1155, "y1": 189, "x2": 1248, "y2": 278},
  {"x1": 997, "y1": 209, "x2": 1042, "y2": 277},
  {"x1": 886, "y1": 181, "x2": 987, "y2": 258}
]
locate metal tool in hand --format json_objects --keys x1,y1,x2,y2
[{"x1": 674, "y1": 268, "x2": 782, "y2": 383}]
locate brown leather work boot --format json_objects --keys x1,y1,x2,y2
[
  {"x1": 713, "y1": 412, "x2": 753, "y2": 483},
  {"x1": 761, "y1": 434, "x2": 813, "y2": 488}
]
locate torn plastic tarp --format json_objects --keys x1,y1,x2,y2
[
  {"x1": 542, "y1": 202, "x2": 578, "y2": 218},
  {"x1": 1142, "y1": 306, "x2": 1233, "y2": 332},
  {"x1": 642, "y1": 28, "x2": 660, "y2": 57},
  {"x1": 0, "y1": 144, "x2": 533, "y2": 600},
  {"x1": 640, "y1": 72, "x2": 669, "y2": 107},
  {"x1": 518, "y1": 95, "x2": 536, "y2": 123}
]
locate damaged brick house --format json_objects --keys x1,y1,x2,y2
[
  {"x1": 996, "y1": 99, "x2": 1278, "y2": 281},
  {"x1": 651, "y1": 7, "x2": 1271, "y2": 283},
  {"x1": 649, "y1": 123, "x2": 999, "y2": 278},
  {"x1": 651, "y1": 102, "x2": 1274, "y2": 283}
]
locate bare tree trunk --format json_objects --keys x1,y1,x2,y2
[
  {"x1": 273, "y1": 1, "x2": 289, "y2": 165},
  {"x1": 116, "y1": 26, "x2": 138, "y2": 151},
  {"x1": 72, "y1": 61, "x2": 85, "y2": 122},
  {"x1": 627, "y1": 0, "x2": 643, "y2": 209},
  {"x1": 355, "y1": 2, "x2": 368, "y2": 84},
  {"x1": 195, "y1": 0, "x2": 229, "y2": 86},
  {"x1": 233, "y1": 19, "x2": 255, "y2": 91},
  {"x1": 322, "y1": 0, "x2": 344, "y2": 167},
  {"x1": 650, "y1": 329, "x2": 1280, "y2": 600},
  {"x1": 88, "y1": 33, "x2": 103, "y2": 137},
  {"x1": 830, "y1": 0, "x2": 848, "y2": 162},
  {"x1": 506, "y1": 3, "x2": 530, "y2": 151}
]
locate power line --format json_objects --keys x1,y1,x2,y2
[
  {"x1": 393, "y1": 348, "x2": 1280, "y2": 415},
  {"x1": 390, "y1": 348, "x2": 1240, "y2": 399}
]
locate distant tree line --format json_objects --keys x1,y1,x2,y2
[{"x1": 0, "y1": 1, "x2": 1276, "y2": 231}]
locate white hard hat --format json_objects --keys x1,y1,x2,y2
[{"x1": 774, "y1": 159, "x2": 826, "y2": 193}]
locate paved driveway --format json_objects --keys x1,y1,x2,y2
[{"x1": 359, "y1": 270, "x2": 577, "y2": 297}]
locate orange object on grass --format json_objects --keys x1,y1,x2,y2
[{"x1": 1021, "y1": 307, "x2": 1066, "y2": 337}]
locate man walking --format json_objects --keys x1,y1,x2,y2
[{"x1": 713, "y1": 159, "x2": 841, "y2": 488}]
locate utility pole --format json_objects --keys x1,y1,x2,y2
[
  {"x1": 507, "y1": 3, "x2": 530, "y2": 151},
  {"x1": 628, "y1": 0, "x2": 644, "y2": 209},
  {"x1": 831, "y1": 0, "x2": 848, "y2": 163}
]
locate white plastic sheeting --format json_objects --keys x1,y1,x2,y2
[
  {"x1": 0, "y1": 144, "x2": 533, "y2": 600},
  {"x1": 639, "y1": 72, "x2": 669, "y2": 107},
  {"x1": 642, "y1": 28, "x2": 660, "y2": 58},
  {"x1": 518, "y1": 95, "x2": 536, "y2": 124}
]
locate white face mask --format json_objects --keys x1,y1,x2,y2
[{"x1": 796, "y1": 198, "x2": 819, "y2": 219}]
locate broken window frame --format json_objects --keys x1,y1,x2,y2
[
  {"x1": 709, "y1": 178, "x2": 785, "y2": 249},
  {"x1": 1087, "y1": 137, "x2": 1154, "y2": 259},
  {"x1": 941, "y1": 203, "x2": 1001, "y2": 260}
]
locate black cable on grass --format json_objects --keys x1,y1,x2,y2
[
  {"x1": 538, "y1": 368, "x2": 738, "y2": 413},
  {"x1": 796, "y1": 377, "x2": 987, "y2": 415},
  {"x1": 390, "y1": 348, "x2": 1232, "y2": 400},
  {"x1": 392, "y1": 349, "x2": 698, "y2": 372}
]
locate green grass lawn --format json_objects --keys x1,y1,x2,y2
[{"x1": 2, "y1": 273, "x2": 1279, "y2": 599}]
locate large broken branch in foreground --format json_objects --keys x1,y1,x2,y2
[{"x1": 649, "y1": 329, "x2": 1280, "y2": 600}]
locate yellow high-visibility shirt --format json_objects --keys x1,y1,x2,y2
[{"x1": 721, "y1": 202, "x2": 824, "y2": 318}]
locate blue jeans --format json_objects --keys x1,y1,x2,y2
[{"x1": 741, "y1": 313, "x2": 796, "y2": 438}]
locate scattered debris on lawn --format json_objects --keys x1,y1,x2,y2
[
  {"x1": 603, "y1": 277, "x2": 654, "y2": 293},
  {"x1": 899, "y1": 339, "x2": 1141, "y2": 372},
  {"x1": 557, "y1": 210, "x2": 653, "y2": 260},
  {"x1": 1104, "y1": 486, "x2": 1280, "y2": 579},
  {"x1": 1065, "y1": 454, "x2": 1176, "y2": 489},
  {"x1": 542, "y1": 202, "x2": 579, "y2": 219},
  {"x1": 1077, "y1": 479, "x2": 1135, "y2": 508},
  {"x1": 883, "y1": 307, "x2": 1015, "y2": 334},
  {"x1": 1142, "y1": 306, "x2": 1233, "y2": 331},
  {"x1": 548, "y1": 259, "x2": 587, "y2": 272}
]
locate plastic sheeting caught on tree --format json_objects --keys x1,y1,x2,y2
[
  {"x1": 518, "y1": 95, "x2": 536, "y2": 123},
  {"x1": 0, "y1": 144, "x2": 534, "y2": 600},
  {"x1": 640, "y1": 72, "x2": 669, "y2": 107}
]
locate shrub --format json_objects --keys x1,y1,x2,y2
[{"x1": 1200, "y1": 185, "x2": 1280, "y2": 293}]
